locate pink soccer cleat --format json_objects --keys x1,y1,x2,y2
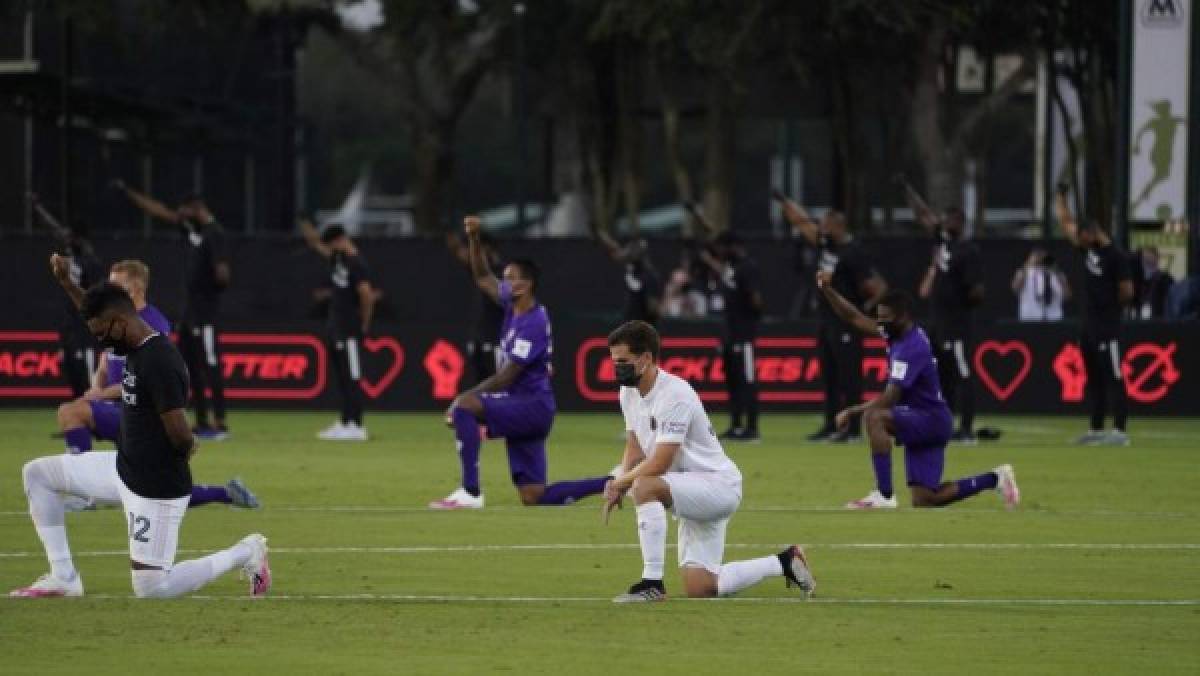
[
  {"x1": 9, "y1": 573, "x2": 83, "y2": 598},
  {"x1": 994, "y1": 464, "x2": 1020, "y2": 510},
  {"x1": 239, "y1": 534, "x2": 271, "y2": 597},
  {"x1": 428, "y1": 487, "x2": 484, "y2": 510},
  {"x1": 845, "y1": 489, "x2": 898, "y2": 510}
]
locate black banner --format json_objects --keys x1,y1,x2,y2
[{"x1": 0, "y1": 320, "x2": 1195, "y2": 415}]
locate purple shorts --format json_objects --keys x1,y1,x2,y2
[
  {"x1": 480, "y1": 392, "x2": 555, "y2": 486},
  {"x1": 88, "y1": 400, "x2": 121, "y2": 442},
  {"x1": 891, "y1": 405, "x2": 952, "y2": 490}
]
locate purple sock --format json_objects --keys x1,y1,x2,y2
[
  {"x1": 537, "y1": 476, "x2": 609, "y2": 506},
  {"x1": 871, "y1": 453, "x2": 893, "y2": 498},
  {"x1": 453, "y1": 407, "x2": 482, "y2": 496},
  {"x1": 64, "y1": 427, "x2": 92, "y2": 453},
  {"x1": 952, "y1": 472, "x2": 999, "y2": 502},
  {"x1": 189, "y1": 484, "x2": 232, "y2": 507}
]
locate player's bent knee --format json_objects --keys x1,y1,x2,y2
[
  {"x1": 22, "y1": 456, "x2": 62, "y2": 492},
  {"x1": 131, "y1": 569, "x2": 169, "y2": 598},
  {"x1": 629, "y1": 476, "x2": 662, "y2": 504},
  {"x1": 516, "y1": 485, "x2": 544, "y2": 506},
  {"x1": 681, "y1": 566, "x2": 718, "y2": 598}
]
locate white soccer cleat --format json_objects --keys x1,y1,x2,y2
[
  {"x1": 845, "y1": 489, "x2": 898, "y2": 510},
  {"x1": 317, "y1": 421, "x2": 346, "y2": 440},
  {"x1": 994, "y1": 464, "x2": 1020, "y2": 510},
  {"x1": 9, "y1": 572, "x2": 84, "y2": 598},
  {"x1": 428, "y1": 487, "x2": 484, "y2": 510},
  {"x1": 239, "y1": 533, "x2": 271, "y2": 597},
  {"x1": 341, "y1": 422, "x2": 369, "y2": 441},
  {"x1": 1101, "y1": 430, "x2": 1130, "y2": 446}
]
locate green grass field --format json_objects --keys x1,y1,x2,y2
[{"x1": 0, "y1": 409, "x2": 1197, "y2": 675}]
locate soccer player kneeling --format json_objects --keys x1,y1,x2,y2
[
  {"x1": 603, "y1": 321, "x2": 814, "y2": 602},
  {"x1": 10, "y1": 281, "x2": 270, "y2": 598}
]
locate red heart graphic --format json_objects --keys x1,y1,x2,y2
[
  {"x1": 973, "y1": 340, "x2": 1032, "y2": 401},
  {"x1": 359, "y1": 336, "x2": 405, "y2": 399}
]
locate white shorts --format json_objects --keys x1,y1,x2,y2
[
  {"x1": 60, "y1": 451, "x2": 190, "y2": 569},
  {"x1": 662, "y1": 472, "x2": 742, "y2": 574}
]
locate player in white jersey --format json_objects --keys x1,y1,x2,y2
[{"x1": 602, "y1": 320, "x2": 815, "y2": 602}]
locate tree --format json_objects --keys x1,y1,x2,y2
[{"x1": 322, "y1": 0, "x2": 508, "y2": 233}]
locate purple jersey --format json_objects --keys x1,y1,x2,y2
[
  {"x1": 106, "y1": 304, "x2": 172, "y2": 387},
  {"x1": 495, "y1": 281, "x2": 553, "y2": 397},
  {"x1": 886, "y1": 326, "x2": 949, "y2": 413}
]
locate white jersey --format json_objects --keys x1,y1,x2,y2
[{"x1": 619, "y1": 369, "x2": 741, "y2": 480}]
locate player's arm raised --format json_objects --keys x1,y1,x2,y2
[
  {"x1": 49, "y1": 254, "x2": 85, "y2": 311},
  {"x1": 1054, "y1": 184, "x2": 1080, "y2": 247},
  {"x1": 595, "y1": 228, "x2": 625, "y2": 263},
  {"x1": 464, "y1": 215, "x2": 501, "y2": 304},
  {"x1": 115, "y1": 181, "x2": 181, "y2": 225},
  {"x1": 772, "y1": 189, "x2": 819, "y2": 245},
  {"x1": 28, "y1": 193, "x2": 72, "y2": 242},
  {"x1": 897, "y1": 175, "x2": 940, "y2": 232},
  {"x1": 817, "y1": 270, "x2": 877, "y2": 335},
  {"x1": 298, "y1": 217, "x2": 333, "y2": 258},
  {"x1": 444, "y1": 231, "x2": 470, "y2": 266}
]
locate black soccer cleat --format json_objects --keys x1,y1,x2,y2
[
  {"x1": 778, "y1": 545, "x2": 816, "y2": 598},
  {"x1": 612, "y1": 578, "x2": 667, "y2": 604}
]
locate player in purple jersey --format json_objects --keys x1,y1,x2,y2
[
  {"x1": 429, "y1": 216, "x2": 614, "y2": 509},
  {"x1": 817, "y1": 273, "x2": 1020, "y2": 510},
  {"x1": 49, "y1": 257, "x2": 258, "y2": 510}
]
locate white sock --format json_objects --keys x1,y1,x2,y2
[
  {"x1": 635, "y1": 501, "x2": 667, "y2": 580},
  {"x1": 36, "y1": 526, "x2": 76, "y2": 581},
  {"x1": 24, "y1": 458, "x2": 75, "y2": 580},
  {"x1": 148, "y1": 542, "x2": 254, "y2": 598},
  {"x1": 716, "y1": 555, "x2": 784, "y2": 597}
]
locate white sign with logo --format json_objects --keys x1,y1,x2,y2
[{"x1": 1129, "y1": 0, "x2": 1191, "y2": 221}]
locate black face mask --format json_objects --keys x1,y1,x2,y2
[
  {"x1": 614, "y1": 359, "x2": 645, "y2": 387},
  {"x1": 817, "y1": 233, "x2": 833, "y2": 250},
  {"x1": 100, "y1": 318, "x2": 129, "y2": 356}
]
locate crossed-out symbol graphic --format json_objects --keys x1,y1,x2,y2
[{"x1": 1122, "y1": 342, "x2": 1180, "y2": 403}]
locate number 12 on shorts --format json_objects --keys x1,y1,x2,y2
[{"x1": 128, "y1": 512, "x2": 150, "y2": 543}]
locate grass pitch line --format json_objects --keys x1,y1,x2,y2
[
  {"x1": 1, "y1": 542, "x2": 1198, "y2": 559},
  {"x1": 64, "y1": 593, "x2": 1200, "y2": 606}
]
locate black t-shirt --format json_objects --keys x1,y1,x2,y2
[
  {"x1": 720, "y1": 256, "x2": 761, "y2": 341},
  {"x1": 60, "y1": 248, "x2": 106, "y2": 339},
  {"x1": 328, "y1": 250, "x2": 371, "y2": 337},
  {"x1": 623, "y1": 261, "x2": 661, "y2": 324},
  {"x1": 931, "y1": 234, "x2": 983, "y2": 331},
  {"x1": 117, "y1": 334, "x2": 193, "y2": 499},
  {"x1": 182, "y1": 221, "x2": 228, "y2": 323},
  {"x1": 1080, "y1": 243, "x2": 1131, "y2": 336},
  {"x1": 817, "y1": 237, "x2": 874, "y2": 330}
]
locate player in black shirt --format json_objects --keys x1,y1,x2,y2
[
  {"x1": 778, "y1": 191, "x2": 888, "y2": 443},
  {"x1": 1056, "y1": 188, "x2": 1134, "y2": 445},
  {"x1": 30, "y1": 193, "x2": 105, "y2": 397},
  {"x1": 699, "y1": 231, "x2": 764, "y2": 442},
  {"x1": 597, "y1": 230, "x2": 662, "y2": 325},
  {"x1": 904, "y1": 180, "x2": 985, "y2": 444},
  {"x1": 11, "y1": 282, "x2": 270, "y2": 599},
  {"x1": 116, "y1": 183, "x2": 232, "y2": 441},
  {"x1": 302, "y1": 219, "x2": 378, "y2": 441},
  {"x1": 447, "y1": 230, "x2": 506, "y2": 383}
]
